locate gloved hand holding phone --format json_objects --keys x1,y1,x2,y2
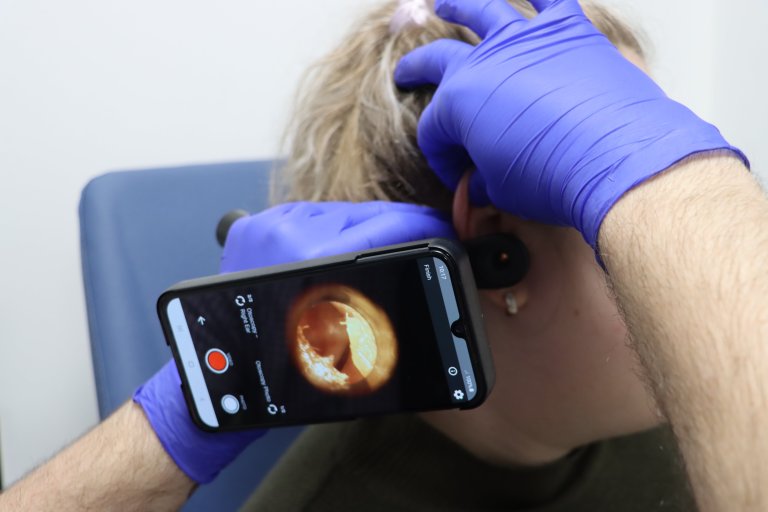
[
  {"x1": 394, "y1": 0, "x2": 746, "y2": 250},
  {"x1": 134, "y1": 201, "x2": 454, "y2": 484},
  {"x1": 220, "y1": 201, "x2": 455, "y2": 270}
]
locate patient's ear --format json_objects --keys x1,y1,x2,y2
[
  {"x1": 452, "y1": 172, "x2": 504, "y2": 240},
  {"x1": 453, "y1": 172, "x2": 531, "y2": 313}
]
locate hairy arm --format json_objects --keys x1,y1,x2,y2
[
  {"x1": 599, "y1": 152, "x2": 768, "y2": 511},
  {"x1": 0, "y1": 401, "x2": 195, "y2": 511}
]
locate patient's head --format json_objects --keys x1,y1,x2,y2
[
  {"x1": 273, "y1": 0, "x2": 644, "y2": 209},
  {"x1": 275, "y1": 0, "x2": 658, "y2": 466}
]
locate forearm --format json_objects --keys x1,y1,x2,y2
[
  {"x1": 0, "y1": 401, "x2": 195, "y2": 511},
  {"x1": 599, "y1": 152, "x2": 768, "y2": 510}
]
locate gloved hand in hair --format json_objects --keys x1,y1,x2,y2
[
  {"x1": 394, "y1": 0, "x2": 746, "y2": 250},
  {"x1": 134, "y1": 200, "x2": 453, "y2": 484}
]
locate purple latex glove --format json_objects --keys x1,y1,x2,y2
[
  {"x1": 134, "y1": 201, "x2": 452, "y2": 484},
  {"x1": 220, "y1": 201, "x2": 456, "y2": 271},
  {"x1": 133, "y1": 360, "x2": 265, "y2": 484},
  {"x1": 394, "y1": 0, "x2": 747, "y2": 250}
]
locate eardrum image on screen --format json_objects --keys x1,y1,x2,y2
[{"x1": 286, "y1": 284, "x2": 398, "y2": 395}]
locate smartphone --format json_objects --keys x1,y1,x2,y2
[{"x1": 157, "y1": 238, "x2": 494, "y2": 431}]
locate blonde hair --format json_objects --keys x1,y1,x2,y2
[{"x1": 272, "y1": 1, "x2": 644, "y2": 211}]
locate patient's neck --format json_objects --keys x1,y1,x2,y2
[{"x1": 419, "y1": 410, "x2": 572, "y2": 468}]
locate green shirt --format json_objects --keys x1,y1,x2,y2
[{"x1": 241, "y1": 415, "x2": 696, "y2": 511}]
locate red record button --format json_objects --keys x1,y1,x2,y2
[{"x1": 205, "y1": 348, "x2": 229, "y2": 374}]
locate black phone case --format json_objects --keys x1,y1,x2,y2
[{"x1": 157, "y1": 238, "x2": 495, "y2": 431}]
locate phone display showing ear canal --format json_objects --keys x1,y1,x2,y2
[{"x1": 160, "y1": 248, "x2": 488, "y2": 431}]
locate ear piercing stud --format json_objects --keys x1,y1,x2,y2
[{"x1": 505, "y1": 292, "x2": 518, "y2": 316}]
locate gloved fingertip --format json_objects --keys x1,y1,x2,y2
[
  {"x1": 433, "y1": 0, "x2": 455, "y2": 20},
  {"x1": 421, "y1": 148, "x2": 471, "y2": 192},
  {"x1": 393, "y1": 57, "x2": 408, "y2": 85},
  {"x1": 468, "y1": 172, "x2": 492, "y2": 207},
  {"x1": 396, "y1": 40, "x2": 471, "y2": 88},
  {"x1": 394, "y1": 54, "x2": 423, "y2": 89}
]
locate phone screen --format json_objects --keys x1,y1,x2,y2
[{"x1": 160, "y1": 252, "x2": 482, "y2": 430}]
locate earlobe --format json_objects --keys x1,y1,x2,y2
[{"x1": 480, "y1": 286, "x2": 530, "y2": 319}]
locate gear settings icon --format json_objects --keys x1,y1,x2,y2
[{"x1": 453, "y1": 389, "x2": 465, "y2": 400}]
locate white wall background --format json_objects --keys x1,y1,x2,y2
[{"x1": 0, "y1": 0, "x2": 765, "y2": 486}]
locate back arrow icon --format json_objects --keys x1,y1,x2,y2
[{"x1": 197, "y1": 316, "x2": 206, "y2": 326}]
